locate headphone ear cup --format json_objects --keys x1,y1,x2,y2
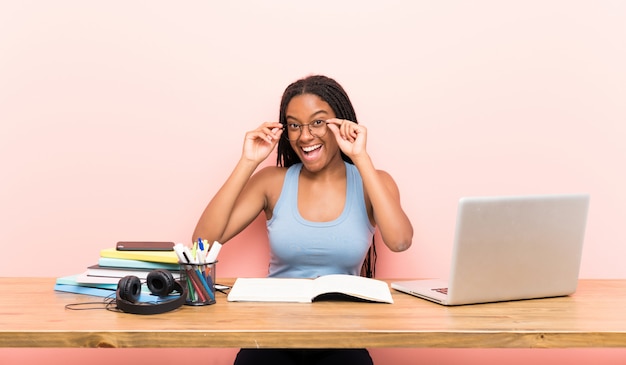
[
  {"x1": 116, "y1": 270, "x2": 187, "y2": 315},
  {"x1": 118, "y1": 275, "x2": 142, "y2": 303},
  {"x1": 146, "y1": 269, "x2": 176, "y2": 297}
]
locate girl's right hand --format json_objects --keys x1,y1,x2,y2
[{"x1": 242, "y1": 122, "x2": 284, "y2": 163}]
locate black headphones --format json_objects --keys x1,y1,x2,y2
[{"x1": 116, "y1": 269, "x2": 187, "y2": 315}]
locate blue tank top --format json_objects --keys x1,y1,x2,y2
[{"x1": 266, "y1": 162, "x2": 375, "y2": 278}]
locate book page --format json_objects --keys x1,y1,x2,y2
[
  {"x1": 312, "y1": 274, "x2": 394, "y2": 303},
  {"x1": 227, "y1": 278, "x2": 314, "y2": 302}
]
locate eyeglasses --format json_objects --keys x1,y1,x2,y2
[{"x1": 283, "y1": 120, "x2": 329, "y2": 141}]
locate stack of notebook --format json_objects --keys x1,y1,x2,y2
[{"x1": 54, "y1": 248, "x2": 181, "y2": 297}]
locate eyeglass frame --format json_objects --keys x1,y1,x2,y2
[{"x1": 283, "y1": 119, "x2": 329, "y2": 141}]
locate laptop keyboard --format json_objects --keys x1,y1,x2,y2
[{"x1": 432, "y1": 288, "x2": 448, "y2": 295}]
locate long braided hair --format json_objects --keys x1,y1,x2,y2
[{"x1": 275, "y1": 75, "x2": 377, "y2": 278}]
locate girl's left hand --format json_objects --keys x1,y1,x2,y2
[{"x1": 326, "y1": 118, "x2": 367, "y2": 158}]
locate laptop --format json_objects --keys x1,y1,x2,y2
[{"x1": 391, "y1": 194, "x2": 590, "y2": 306}]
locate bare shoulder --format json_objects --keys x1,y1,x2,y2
[
  {"x1": 250, "y1": 166, "x2": 287, "y2": 216},
  {"x1": 252, "y1": 165, "x2": 287, "y2": 183},
  {"x1": 248, "y1": 165, "x2": 288, "y2": 195},
  {"x1": 376, "y1": 169, "x2": 398, "y2": 185},
  {"x1": 373, "y1": 169, "x2": 402, "y2": 196},
  {"x1": 375, "y1": 169, "x2": 393, "y2": 179}
]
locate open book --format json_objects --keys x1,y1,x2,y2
[{"x1": 227, "y1": 274, "x2": 393, "y2": 304}]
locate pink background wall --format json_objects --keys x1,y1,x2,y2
[{"x1": 1, "y1": 1, "x2": 625, "y2": 364}]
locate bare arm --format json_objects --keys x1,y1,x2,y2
[
  {"x1": 192, "y1": 122, "x2": 284, "y2": 244},
  {"x1": 327, "y1": 119, "x2": 413, "y2": 252},
  {"x1": 354, "y1": 156, "x2": 413, "y2": 252}
]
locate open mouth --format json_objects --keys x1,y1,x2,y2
[
  {"x1": 302, "y1": 144, "x2": 322, "y2": 154},
  {"x1": 301, "y1": 143, "x2": 323, "y2": 160}
]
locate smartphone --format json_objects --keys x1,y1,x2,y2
[{"x1": 116, "y1": 241, "x2": 175, "y2": 251}]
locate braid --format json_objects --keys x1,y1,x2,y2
[{"x1": 360, "y1": 236, "x2": 377, "y2": 278}]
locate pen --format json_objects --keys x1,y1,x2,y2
[
  {"x1": 183, "y1": 246, "x2": 197, "y2": 264},
  {"x1": 186, "y1": 277, "x2": 196, "y2": 302},
  {"x1": 197, "y1": 247, "x2": 205, "y2": 264},
  {"x1": 195, "y1": 267, "x2": 215, "y2": 301},
  {"x1": 197, "y1": 238, "x2": 204, "y2": 255},
  {"x1": 185, "y1": 267, "x2": 206, "y2": 302},
  {"x1": 194, "y1": 252, "x2": 215, "y2": 301},
  {"x1": 192, "y1": 240, "x2": 198, "y2": 262},
  {"x1": 174, "y1": 244, "x2": 200, "y2": 302},
  {"x1": 198, "y1": 238, "x2": 210, "y2": 263},
  {"x1": 206, "y1": 241, "x2": 222, "y2": 263},
  {"x1": 173, "y1": 243, "x2": 188, "y2": 263},
  {"x1": 204, "y1": 268, "x2": 216, "y2": 298},
  {"x1": 202, "y1": 239, "x2": 209, "y2": 261},
  {"x1": 183, "y1": 251, "x2": 192, "y2": 264}
]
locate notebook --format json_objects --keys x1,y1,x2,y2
[{"x1": 391, "y1": 194, "x2": 590, "y2": 306}]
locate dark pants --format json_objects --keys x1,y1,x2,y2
[{"x1": 234, "y1": 348, "x2": 373, "y2": 365}]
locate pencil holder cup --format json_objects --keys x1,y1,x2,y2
[{"x1": 179, "y1": 261, "x2": 217, "y2": 306}]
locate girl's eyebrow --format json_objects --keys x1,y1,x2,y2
[{"x1": 286, "y1": 110, "x2": 329, "y2": 122}]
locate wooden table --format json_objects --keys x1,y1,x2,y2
[{"x1": 1, "y1": 278, "x2": 625, "y2": 348}]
